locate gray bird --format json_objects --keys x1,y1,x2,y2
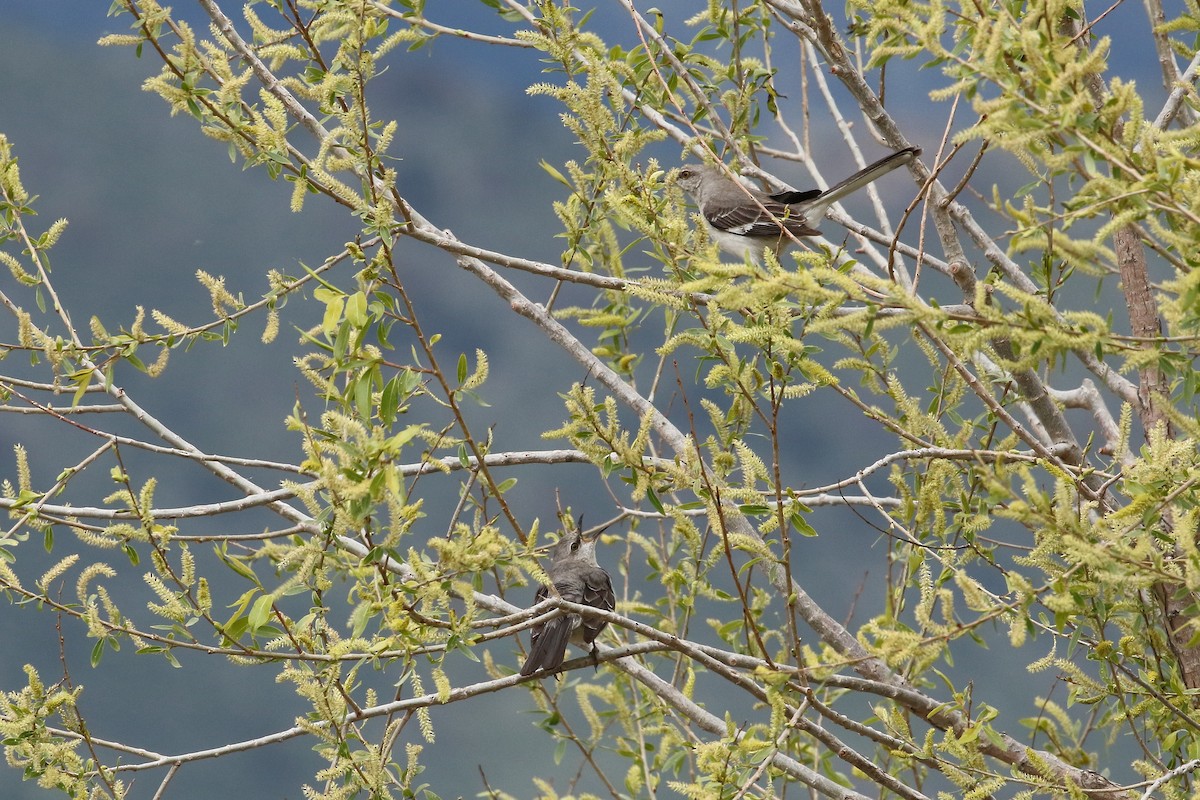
[
  {"x1": 675, "y1": 146, "x2": 921, "y2": 263},
  {"x1": 520, "y1": 528, "x2": 615, "y2": 676}
]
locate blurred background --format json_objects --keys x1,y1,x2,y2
[
  {"x1": 0, "y1": 3, "x2": 1168, "y2": 798},
  {"x1": 0, "y1": 6, "x2": 598, "y2": 798}
]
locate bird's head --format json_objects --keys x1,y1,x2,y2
[
  {"x1": 547, "y1": 525, "x2": 604, "y2": 566},
  {"x1": 674, "y1": 163, "x2": 722, "y2": 200}
]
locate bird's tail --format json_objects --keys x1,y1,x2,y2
[
  {"x1": 804, "y1": 146, "x2": 921, "y2": 223},
  {"x1": 519, "y1": 615, "x2": 575, "y2": 676}
]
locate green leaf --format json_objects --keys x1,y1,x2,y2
[
  {"x1": 380, "y1": 375, "x2": 400, "y2": 425},
  {"x1": 790, "y1": 512, "x2": 818, "y2": 537},
  {"x1": 215, "y1": 544, "x2": 262, "y2": 587},
  {"x1": 91, "y1": 638, "x2": 106, "y2": 667},
  {"x1": 248, "y1": 594, "x2": 275, "y2": 632},
  {"x1": 646, "y1": 486, "x2": 665, "y2": 514},
  {"x1": 319, "y1": 291, "x2": 346, "y2": 336},
  {"x1": 71, "y1": 369, "x2": 93, "y2": 408},
  {"x1": 354, "y1": 374, "x2": 372, "y2": 421},
  {"x1": 346, "y1": 291, "x2": 368, "y2": 327},
  {"x1": 349, "y1": 602, "x2": 373, "y2": 639},
  {"x1": 539, "y1": 160, "x2": 571, "y2": 187},
  {"x1": 553, "y1": 738, "x2": 567, "y2": 764}
]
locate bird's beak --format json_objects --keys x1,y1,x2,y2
[{"x1": 581, "y1": 522, "x2": 613, "y2": 543}]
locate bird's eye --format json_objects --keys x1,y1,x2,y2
[
  {"x1": 679, "y1": 168, "x2": 692, "y2": 180},
  {"x1": 571, "y1": 537, "x2": 581, "y2": 552}
]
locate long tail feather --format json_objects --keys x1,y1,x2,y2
[
  {"x1": 800, "y1": 146, "x2": 921, "y2": 226},
  {"x1": 520, "y1": 615, "x2": 575, "y2": 676}
]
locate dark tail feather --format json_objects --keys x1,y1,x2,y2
[
  {"x1": 769, "y1": 187, "x2": 821, "y2": 204},
  {"x1": 520, "y1": 616, "x2": 574, "y2": 676},
  {"x1": 790, "y1": 146, "x2": 920, "y2": 233},
  {"x1": 819, "y1": 146, "x2": 921, "y2": 207}
]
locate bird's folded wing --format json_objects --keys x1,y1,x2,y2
[
  {"x1": 582, "y1": 574, "x2": 615, "y2": 613},
  {"x1": 578, "y1": 572, "x2": 616, "y2": 643},
  {"x1": 704, "y1": 199, "x2": 820, "y2": 239}
]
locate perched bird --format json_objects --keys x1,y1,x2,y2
[
  {"x1": 675, "y1": 146, "x2": 921, "y2": 263},
  {"x1": 519, "y1": 528, "x2": 615, "y2": 676}
]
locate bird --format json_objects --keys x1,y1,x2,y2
[
  {"x1": 674, "y1": 146, "x2": 921, "y2": 263},
  {"x1": 519, "y1": 527, "x2": 615, "y2": 676}
]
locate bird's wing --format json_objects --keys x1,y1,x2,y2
[
  {"x1": 582, "y1": 572, "x2": 615, "y2": 613},
  {"x1": 704, "y1": 197, "x2": 821, "y2": 239},
  {"x1": 577, "y1": 570, "x2": 615, "y2": 646}
]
